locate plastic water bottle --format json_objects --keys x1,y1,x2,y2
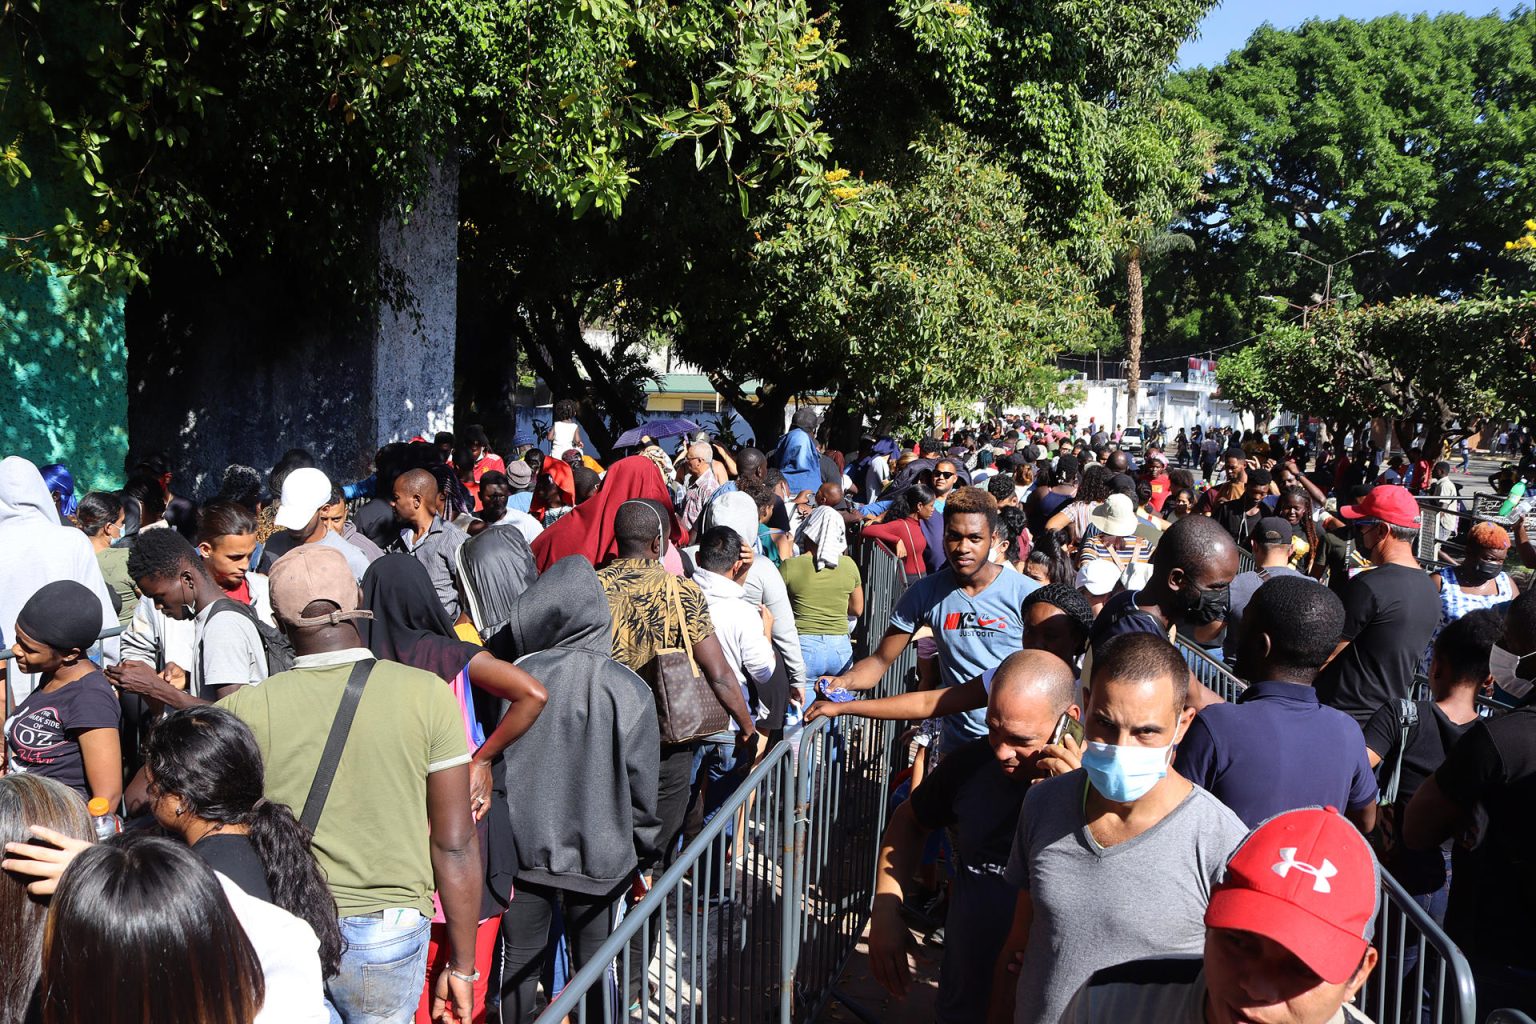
[{"x1": 87, "y1": 797, "x2": 121, "y2": 840}]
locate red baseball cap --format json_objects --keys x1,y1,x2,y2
[
  {"x1": 1339, "y1": 484, "x2": 1421, "y2": 530},
  {"x1": 1205, "y1": 807, "x2": 1380, "y2": 984}
]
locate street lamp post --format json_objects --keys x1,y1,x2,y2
[{"x1": 1284, "y1": 248, "x2": 1376, "y2": 306}]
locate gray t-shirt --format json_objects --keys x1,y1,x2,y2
[
  {"x1": 195, "y1": 603, "x2": 269, "y2": 698},
  {"x1": 1221, "y1": 566, "x2": 1308, "y2": 661},
  {"x1": 319, "y1": 529, "x2": 372, "y2": 584},
  {"x1": 1003, "y1": 773, "x2": 1246, "y2": 1024}
]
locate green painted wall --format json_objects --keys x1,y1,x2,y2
[{"x1": 0, "y1": 178, "x2": 128, "y2": 492}]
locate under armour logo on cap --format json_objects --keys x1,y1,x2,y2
[{"x1": 1272, "y1": 847, "x2": 1337, "y2": 893}]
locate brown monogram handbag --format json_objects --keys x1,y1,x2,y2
[{"x1": 648, "y1": 575, "x2": 734, "y2": 744}]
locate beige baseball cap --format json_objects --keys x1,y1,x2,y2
[{"x1": 268, "y1": 544, "x2": 372, "y2": 627}]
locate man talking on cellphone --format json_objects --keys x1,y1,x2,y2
[{"x1": 866, "y1": 651, "x2": 1080, "y2": 1024}]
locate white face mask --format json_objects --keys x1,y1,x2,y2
[{"x1": 1488, "y1": 643, "x2": 1534, "y2": 700}]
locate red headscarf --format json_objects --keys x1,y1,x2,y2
[
  {"x1": 532, "y1": 455, "x2": 686, "y2": 571},
  {"x1": 528, "y1": 456, "x2": 575, "y2": 523}
]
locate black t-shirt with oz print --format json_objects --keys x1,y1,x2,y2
[{"x1": 3, "y1": 669, "x2": 121, "y2": 798}]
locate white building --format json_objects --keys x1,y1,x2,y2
[{"x1": 1043, "y1": 373, "x2": 1284, "y2": 435}]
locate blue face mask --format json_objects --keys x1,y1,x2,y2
[{"x1": 1080, "y1": 737, "x2": 1175, "y2": 803}]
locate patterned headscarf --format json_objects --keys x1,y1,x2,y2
[{"x1": 639, "y1": 445, "x2": 675, "y2": 489}]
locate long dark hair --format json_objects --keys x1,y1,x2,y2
[
  {"x1": 1026, "y1": 529, "x2": 1075, "y2": 586},
  {"x1": 143, "y1": 708, "x2": 344, "y2": 976},
  {"x1": 40, "y1": 833, "x2": 264, "y2": 1024},
  {"x1": 0, "y1": 776, "x2": 93, "y2": 1024},
  {"x1": 885, "y1": 481, "x2": 936, "y2": 521},
  {"x1": 1075, "y1": 464, "x2": 1112, "y2": 506}
]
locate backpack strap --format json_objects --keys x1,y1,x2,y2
[
  {"x1": 197, "y1": 598, "x2": 258, "y2": 698},
  {"x1": 1381, "y1": 698, "x2": 1419, "y2": 806},
  {"x1": 300, "y1": 658, "x2": 375, "y2": 834}
]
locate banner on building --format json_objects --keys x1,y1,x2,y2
[{"x1": 1187, "y1": 358, "x2": 1217, "y2": 385}]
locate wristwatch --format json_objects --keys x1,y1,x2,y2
[{"x1": 449, "y1": 966, "x2": 481, "y2": 984}]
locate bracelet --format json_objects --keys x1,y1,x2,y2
[{"x1": 449, "y1": 966, "x2": 480, "y2": 984}]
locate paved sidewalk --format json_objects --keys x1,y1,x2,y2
[{"x1": 815, "y1": 915, "x2": 941, "y2": 1023}]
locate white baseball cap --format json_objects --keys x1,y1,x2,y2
[
  {"x1": 274, "y1": 467, "x2": 334, "y2": 532},
  {"x1": 1075, "y1": 558, "x2": 1122, "y2": 597}
]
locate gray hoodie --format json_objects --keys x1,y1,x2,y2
[{"x1": 488, "y1": 555, "x2": 662, "y2": 897}]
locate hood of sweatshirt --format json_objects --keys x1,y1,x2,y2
[
  {"x1": 0, "y1": 457, "x2": 60, "y2": 528},
  {"x1": 503, "y1": 554, "x2": 612, "y2": 658}
]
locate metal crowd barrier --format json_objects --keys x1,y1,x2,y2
[
  {"x1": 1361, "y1": 872, "x2": 1477, "y2": 1024},
  {"x1": 536, "y1": 542, "x2": 1490, "y2": 1024},
  {"x1": 1174, "y1": 634, "x2": 1248, "y2": 703},
  {"x1": 537, "y1": 740, "x2": 798, "y2": 1024},
  {"x1": 1236, "y1": 546, "x2": 1258, "y2": 575},
  {"x1": 792, "y1": 715, "x2": 897, "y2": 1020}
]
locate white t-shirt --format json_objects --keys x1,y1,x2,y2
[
  {"x1": 216, "y1": 873, "x2": 328, "y2": 1024},
  {"x1": 551, "y1": 420, "x2": 581, "y2": 455}
]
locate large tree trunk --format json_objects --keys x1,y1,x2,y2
[{"x1": 1124, "y1": 247, "x2": 1144, "y2": 432}]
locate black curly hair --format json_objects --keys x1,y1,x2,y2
[{"x1": 1025, "y1": 582, "x2": 1096, "y2": 639}]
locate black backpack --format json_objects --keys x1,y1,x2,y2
[{"x1": 198, "y1": 598, "x2": 296, "y2": 686}]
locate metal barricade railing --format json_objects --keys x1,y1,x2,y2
[
  {"x1": 536, "y1": 740, "x2": 798, "y2": 1024},
  {"x1": 1236, "y1": 545, "x2": 1258, "y2": 575},
  {"x1": 790, "y1": 715, "x2": 896, "y2": 1021},
  {"x1": 1361, "y1": 872, "x2": 1478, "y2": 1024},
  {"x1": 1174, "y1": 633, "x2": 1248, "y2": 703}
]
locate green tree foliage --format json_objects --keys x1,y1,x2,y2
[
  {"x1": 893, "y1": 0, "x2": 1214, "y2": 236},
  {"x1": 649, "y1": 127, "x2": 1109, "y2": 439},
  {"x1": 1, "y1": 0, "x2": 846, "y2": 288},
  {"x1": 1217, "y1": 296, "x2": 1536, "y2": 454},
  {"x1": 4, "y1": 0, "x2": 1215, "y2": 442},
  {"x1": 1152, "y1": 11, "x2": 1536, "y2": 353}
]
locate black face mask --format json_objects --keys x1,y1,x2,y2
[
  {"x1": 1457, "y1": 560, "x2": 1503, "y2": 586},
  {"x1": 1180, "y1": 579, "x2": 1230, "y2": 625}
]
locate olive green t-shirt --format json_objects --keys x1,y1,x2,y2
[
  {"x1": 780, "y1": 555, "x2": 862, "y2": 636},
  {"x1": 96, "y1": 546, "x2": 137, "y2": 629},
  {"x1": 219, "y1": 651, "x2": 470, "y2": 917}
]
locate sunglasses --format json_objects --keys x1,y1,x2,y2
[{"x1": 934, "y1": 471, "x2": 957, "y2": 479}]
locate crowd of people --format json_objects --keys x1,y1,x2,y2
[{"x1": 0, "y1": 407, "x2": 1532, "y2": 1024}]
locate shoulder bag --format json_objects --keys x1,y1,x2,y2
[{"x1": 648, "y1": 576, "x2": 734, "y2": 745}]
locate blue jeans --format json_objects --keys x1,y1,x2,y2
[
  {"x1": 799, "y1": 633, "x2": 853, "y2": 692},
  {"x1": 326, "y1": 910, "x2": 432, "y2": 1024},
  {"x1": 785, "y1": 633, "x2": 853, "y2": 734},
  {"x1": 691, "y1": 734, "x2": 752, "y2": 831}
]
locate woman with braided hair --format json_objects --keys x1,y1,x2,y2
[{"x1": 1274, "y1": 486, "x2": 1326, "y2": 579}]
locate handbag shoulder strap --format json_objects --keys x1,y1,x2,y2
[
  {"x1": 663, "y1": 574, "x2": 701, "y2": 674},
  {"x1": 300, "y1": 658, "x2": 375, "y2": 833}
]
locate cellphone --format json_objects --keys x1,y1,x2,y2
[{"x1": 1049, "y1": 712, "x2": 1085, "y2": 746}]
